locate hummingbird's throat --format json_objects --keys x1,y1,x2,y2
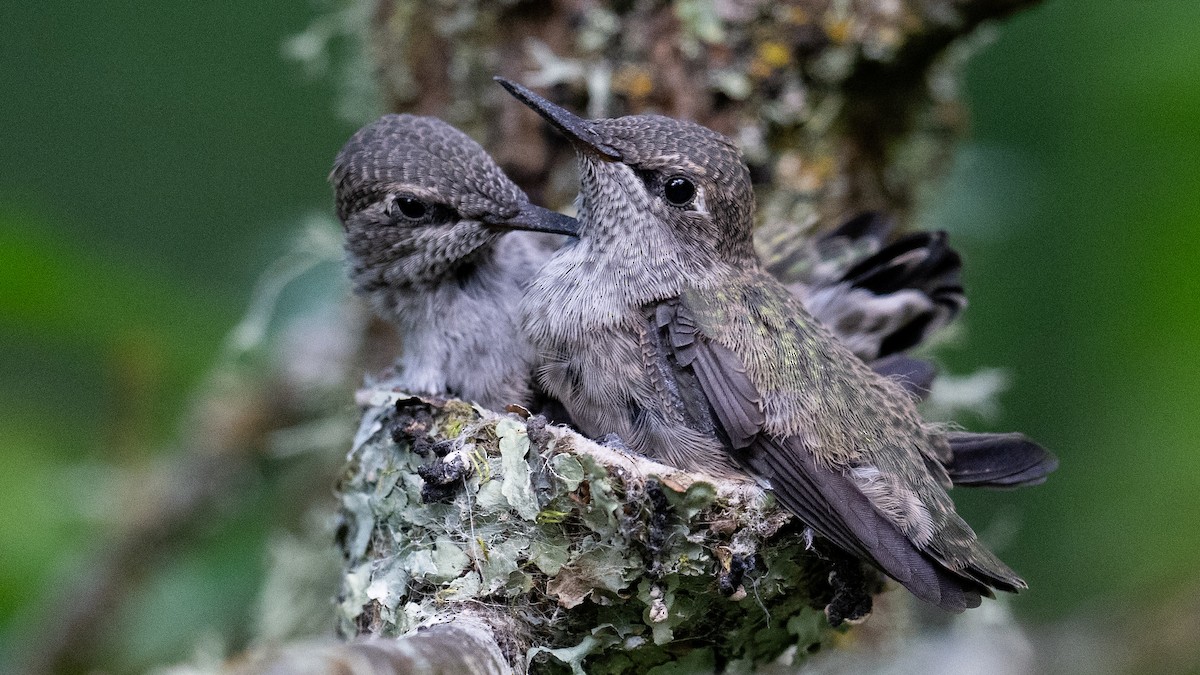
[{"x1": 578, "y1": 160, "x2": 654, "y2": 237}]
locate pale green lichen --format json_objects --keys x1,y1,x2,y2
[
  {"x1": 335, "y1": 388, "x2": 845, "y2": 673},
  {"x1": 498, "y1": 418, "x2": 541, "y2": 520}
]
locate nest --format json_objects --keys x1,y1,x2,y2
[{"x1": 335, "y1": 383, "x2": 885, "y2": 673}]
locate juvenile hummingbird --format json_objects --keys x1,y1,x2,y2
[
  {"x1": 494, "y1": 79, "x2": 1056, "y2": 611},
  {"x1": 331, "y1": 114, "x2": 577, "y2": 411}
]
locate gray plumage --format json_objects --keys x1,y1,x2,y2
[
  {"x1": 495, "y1": 79, "x2": 1056, "y2": 611},
  {"x1": 331, "y1": 114, "x2": 576, "y2": 410}
]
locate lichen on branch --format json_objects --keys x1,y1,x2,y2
[{"x1": 335, "y1": 385, "x2": 872, "y2": 673}]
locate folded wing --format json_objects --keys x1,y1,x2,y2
[{"x1": 653, "y1": 297, "x2": 1025, "y2": 612}]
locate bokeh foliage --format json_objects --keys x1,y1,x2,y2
[{"x1": 924, "y1": 0, "x2": 1200, "y2": 620}]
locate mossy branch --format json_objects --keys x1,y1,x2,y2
[{"x1": 307, "y1": 384, "x2": 890, "y2": 673}]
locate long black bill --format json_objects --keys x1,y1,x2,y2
[
  {"x1": 490, "y1": 202, "x2": 580, "y2": 237},
  {"x1": 494, "y1": 77, "x2": 622, "y2": 160}
]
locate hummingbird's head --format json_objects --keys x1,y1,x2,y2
[
  {"x1": 496, "y1": 79, "x2": 757, "y2": 267},
  {"x1": 331, "y1": 114, "x2": 577, "y2": 289}
]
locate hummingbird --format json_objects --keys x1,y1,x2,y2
[
  {"x1": 494, "y1": 78, "x2": 1056, "y2": 611},
  {"x1": 331, "y1": 113, "x2": 578, "y2": 411}
]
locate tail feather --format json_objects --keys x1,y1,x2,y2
[
  {"x1": 944, "y1": 432, "x2": 1059, "y2": 488},
  {"x1": 799, "y1": 224, "x2": 968, "y2": 361},
  {"x1": 842, "y1": 231, "x2": 961, "y2": 296},
  {"x1": 840, "y1": 231, "x2": 966, "y2": 357}
]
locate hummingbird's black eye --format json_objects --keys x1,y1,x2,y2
[
  {"x1": 663, "y1": 175, "x2": 696, "y2": 207},
  {"x1": 392, "y1": 197, "x2": 428, "y2": 221}
]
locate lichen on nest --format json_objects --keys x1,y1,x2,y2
[{"x1": 335, "y1": 384, "x2": 879, "y2": 673}]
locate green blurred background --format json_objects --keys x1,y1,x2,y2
[{"x1": 1, "y1": 0, "x2": 1198, "y2": 671}]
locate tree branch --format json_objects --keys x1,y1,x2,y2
[{"x1": 236, "y1": 613, "x2": 514, "y2": 675}]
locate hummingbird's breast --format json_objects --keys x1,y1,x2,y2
[
  {"x1": 380, "y1": 242, "x2": 540, "y2": 409},
  {"x1": 519, "y1": 240, "x2": 740, "y2": 475},
  {"x1": 521, "y1": 236, "x2": 675, "y2": 335}
]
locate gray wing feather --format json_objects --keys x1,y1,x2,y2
[
  {"x1": 657, "y1": 302, "x2": 762, "y2": 449},
  {"x1": 746, "y1": 436, "x2": 985, "y2": 612}
]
